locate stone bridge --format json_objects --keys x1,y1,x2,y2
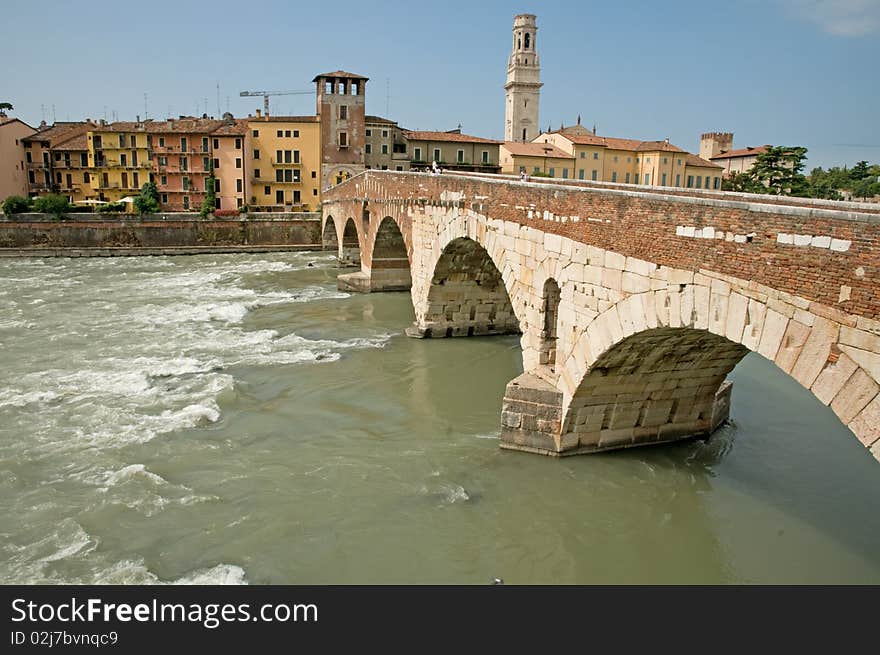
[{"x1": 321, "y1": 170, "x2": 880, "y2": 462}]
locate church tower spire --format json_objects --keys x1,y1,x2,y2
[{"x1": 504, "y1": 14, "x2": 542, "y2": 143}]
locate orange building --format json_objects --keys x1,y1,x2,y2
[
  {"x1": 1, "y1": 116, "x2": 36, "y2": 201},
  {"x1": 210, "y1": 117, "x2": 249, "y2": 211}
]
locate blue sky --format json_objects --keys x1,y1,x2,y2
[{"x1": 3, "y1": 0, "x2": 878, "y2": 169}]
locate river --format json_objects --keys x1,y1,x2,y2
[{"x1": 1, "y1": 252, "x2": 879, "y2": 584}]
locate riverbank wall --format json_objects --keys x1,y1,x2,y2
[{"x1": 0, "y1": 212, "x2": 323, "y2": 256}]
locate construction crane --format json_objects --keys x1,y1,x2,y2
[{"x1": 239, "y1": 90, "x2": 312, "y2": 115}]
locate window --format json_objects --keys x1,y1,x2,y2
[
  {"x1": 235, "y1": 157, "x2": 241, "y2": 168},
  {"x1": 433, "y1": 148, "x2": 441, "y2": 162},
  {"x1": 284, "y1": 130, "x2": 291, "y2": 138},
  {"x1": 482, "y1": 151, "x2": 489, "y2": 163},
  {"x1": 313, "y1": 188, "x2": 318, "y2": 195},
  {"x1": 132, "y1": 151, "x2": 138, "y2": 167},
  {"x1": 158, "y1": 156, "x2": 167, "y2": 166},
  {"x1": 686, "y1": 175, "x2": 694, "y2": 188},
  {"x1": 663, "y1": 157, "x2": 668, "y2": 164},
  {"x1": 284, "y1": 150, "x2": 292, "y2": 164},
  {"x1": 382, "y1": 144, "x2": 388, "y2": 155},
  {"x1": 203, "y1": 157, "x2": 210, "y2": 171},
  {"x1": 578, "y1": 169, "x2": 585, "y2": 180},
  {"x1": 339, "y1": 132, "x2": 347, "y2": 147},
  {"x1": 549, "y1": 167, "x2": 555, "y2": 177},
  {"x1": 181, "y1": 157, "x2": 188, "y2": 171},
  {"x1": 206, "y1": 178, "x2": 214, "y2": 192},
  {"x1": 414, "y1": 147, "x2": 421, "y2": 160},
  {"x1": 644, "y1": 173, "x2": 650, "y2": 185},
  {"x1": 661, "y1": 173, "x2": 667, "y2": 186},
  {"x1": 254, "y1": 169, "x2": 260, "y2": 179},
  {"x1": 704, "y1": 176, "x2": 711, "y2": 189},
  {"x1": 366, "y1": 129, "x2": 372, "y2": 137},
  {"x1": 396, "y1": 166, "x2": 403, "y2": 171},
  {"x1": 276, "y1": 170, "x2": 283, "y2": 183},
  {"x1": 294, "y1": 150, "x2": 300, "y2": 164},
  {"x1": 580, "y1": 152, "x2": 585, "y2": 159},
  {"x1": 311, "y1": 171, "x2": 316, "y2": 178},
  {"x1": 235, "y1": 138, "x2": 241, "y2": 149},
  {"x1": 456, "y1": 149, "x2": 464, "y2": 163},
  {"x1": 133, "y1": 172, "x2": 139, "y2": 188},
  {"x1": 293, "y1": 190, "x2": 301, "y2": 203},
  {"x1": 254, "y1": 149, "x2": 260, "y2": 159},
  {"x1": 183, "y1": 196, "x2": 189, "y2": 210},
  {"x1": 293, "y1": 130, "x2": 299, "y2": 137},
  {"x1": 339, "y1": 106, "x2": 347, "y2": 120},
  {"x1": 161, "y1": 193, "x2": 168, "y2": 204},
  {"x1": 252, "y1": 129, "x2": 259, "y2": 137},
  {"x1": 593, "y1": 152, "x2": 599, "y2": 160},
  {"x1": 381, "y1": 165, "x2": 388, "y2": 170},
  {"x1": 183, "y1": 177, "x2": 190, "y2": 191},
  {"x1": 696, "y1": 175, "x2": 702, "y2": 188},
  {"x1": 678, "y1": 159, "x2": 683, "y2": 166},
  {"x1": 634, "y1": 173, "x2": 639, "y2": 184},
  {"x1": 120, "y1": 153, "x2": 127, "y2": 166},
  {"x1": 562, "y1": 168, "x2": 569, "y2": 179},
  {"x1": 158, "y1": 137, "x2": 165, "y2": 147},
  {"x1": 56, "y1": 172, "x2": 62, "y2": 183},
  {"x1": 25, "y1": 151, "x2": 32, "y2": 163},
  {"x1": 365, "y1": 144, "x2": 372, "y2": 154},
  {"x1": 611, "y1": 171, "x2": 617, "y2": 182},
  {"x1": 613, "y1": 156, "x2": 618, "y2": 163},
  {"x1": 533, "y1": 167, "x2": 540, "y2": 174},
  {"x1": 84, "y1": 172, "x2": 90, "y2": 183},
  {"x1": 55, "y1": 152, "x2": 62, "y2": 161},
  {"x1": 264, "y1": 185, "x2": 271, "y2": 195},
  {"x1": 213, "y1": 158, "x2": 220, "y2": 169},
  {"x1": 275, "y1": 149, "x2": 282, "y2": 162},
  {"x1": 161, "y1": 174, "x2": 167, "y2": 185},
  {"x1": 119, "y1": 134, "x2": 126, "y2": 148},
  {"x1": 276, "y1": 190, "x2": 284, "y2": 204},
  {"x1": 236, "y1": 179, "x2": 242, "y2": 193},
  {"x1": 181, "y1": 137, "x2": 187, "y2": 151},
  {"x1": 675, "y1": 174, "x2": 681, "y2": 186},
  {"x1": 382, "y1": 130, "x2": 388, "y2": 138},
  {"x1": 277, "y1": 130, "x2": 283, "y2": 137},
  {"x1": 203, "y1": 137, "x2": 209, "y2": 152},
  {"x1": 714, "y1": 177, "x2": 721, "y2": 189},
  {"x1": 591, "y1": 170, "x2": 597, "y2": 181}
]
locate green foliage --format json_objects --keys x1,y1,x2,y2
[
  {"x1": 102, "y1": 202, "x2": 126, "y2": 213},
  {"x1": 806, "y1": 160, "x2": 880, "y2": 200},
  {"x1": 32, "y1": 194, "x2": 70, "y2": 217},
  {"x1": 749, "y1": 146, "x2": 809, "y2": 196},
  {"x1": 200, "y1": 175, "x2": 217, "y2": 217},
  {"x1": 722, "y1": 171, "x2": 763, "y2": 193},
  {"x1": 133, "y1": 182, "x2": 160, "y2": 214},
  {"x1": 2, "y1": 195, "x2": 31, "y2": 215}
]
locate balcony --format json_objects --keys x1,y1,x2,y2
[
  {"x1": 26, "y1": 161, "x2": 49, "y2": 170},
  {"x1": 272, "y1": 179, "x2": 302, "y2": 185}
]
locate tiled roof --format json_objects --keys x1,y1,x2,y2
[
  {"x1": 211, "y1": 119, "x2": 249, "y2": 136},
  {"x1": 51, "y1": 132, "x2": 89, "y2": 151},
  {"x1": 24, "y1": 121, "x2": 92, "y2": 144},
  {"x1": 502, "y1": 142, "x2": 572, "y2": 158},
  {"x1": 312, "y1": 70, "x2": 369, "y2": 81},
  {"x1": 0, "y1": 117, "x2": 35, "y2": 130},
  {"x1": 403, "y1": 130, "x2": 502, "y2": 145},
  {"x1": 247, "y1": 115, "x2": 319, "y2": 123},
  {"x1": 144, "y1": 119, "x2": 226, "y2": 134},
  {"x1": 709, "y1": 145, "x2": 771, "y2": 160},
  {"x1": 636, "y1": 140, "x2": 686, "y2": 153},
  {"x1": 365, "y1": 115, "x2": 398, "y2": 125},
  {"x1": 684, "y1": 153, "x2": 723, "y2": 169}
]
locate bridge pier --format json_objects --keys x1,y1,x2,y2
[{"x1": 500, "y1": 373, "x2": 733, "y2": 456}]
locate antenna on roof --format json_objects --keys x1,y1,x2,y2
[
  {"x1": 144, "y1": 92, "x2": 149, "y2": 120},
  {"x1": 52, "y1": 104, "x2": 56, "y2": 123},
  {"x1": 385, "y1": 77, "x2": 390, "y2": 118},
  {"x1": 216, "y1": 82, "x2": 221, "y2": 118}
]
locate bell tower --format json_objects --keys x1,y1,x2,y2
[{"x1": 504, "y1": 14, "x2": 542, "y2": 143}]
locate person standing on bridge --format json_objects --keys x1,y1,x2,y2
[{"x1": 432, "y1": 160, "x2": 439, "y2": 175}]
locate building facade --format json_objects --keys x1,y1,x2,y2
[
  {"x1": 87, "y1": 121, "x2": 152, "y2": 203},
  {"x1": 247, "y1": 112, "x2": 321, "y2": 211},
  {"x1": 49, "y1": 131, "x2": 94, "y2": 204},
  {"x1": 500, "y1": 142, "x2": 573, "y2": 176},
  {"x1": 148, "y1": 118, "x2": 224, "y2": 211},
  {"x1": 700, "y1": 132, "x2": 772, "y2": 177},
  {"x1": 364, "y1": 116, "x2": 409, "y2": 171},
  {"x1": 0, "y1": 116, "x2": 35, "y2": 202},
  {"x1": 405, "y1": 130, "x2": 501, "y2": 172},
  {"x1": 504, "y1": 14, "x2": 542, "y2": 143},
  {"x1": 212, "y1": 117, "x2": 249, "y2": 211}
]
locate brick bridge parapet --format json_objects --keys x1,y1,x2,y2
[{"x1": 321, "y1": 170, "x2": 880, "y2": 462}]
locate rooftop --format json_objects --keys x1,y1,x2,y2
[
  {"x1": 683, "y1": 153, "x2": 723, "y2": 169},
  {"x1": 312, "y1": 70, "x2": 369, "y2": 82},
  {"x1": 502, "y1": 142, "x2": 572, "y2": 158},
  {"x1": 710, "y1": 145, "x2": 772, "y2": 160},
  {"x1": 404, "y1": 130, "x2": 502, "y2": 145},
  {"x1": 24, "y1": 121, "x2": 93, "y2": 144},
  {"x1": 247, "y1": 115, "x2": 319, "y2": 123}
]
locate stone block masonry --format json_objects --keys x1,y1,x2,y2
[{"x1": 322, "y1": 171, "x2": 880, "y2": 462}]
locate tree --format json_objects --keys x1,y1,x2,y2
[
  {"x1": 32, "y1": 194, "x2": 70, "y2": 218},
  {"x1": 133, "y1": 181, "x2": 160, "y2": 214},
  {"x1": 748, "y1": 146, "x2": 809, "y2": 196},
  {"x1": 722, "y1": 171, "x2": 762, "y2": 193},
  {"x1": 200, "y1": 174, "x2": 217, "y2": 217},
  {"x1": 850, "y1": 160, "x2": 871, "y2": 181},
  {"x1": 2, "y1": 195, "x2": 30, "y2": 215},
  {"x1": 851, "y1": 177, "x2": 880, "y2": 201},
  {"x1": 0, "y1": 102, "x2": 12, "y2": 112}
]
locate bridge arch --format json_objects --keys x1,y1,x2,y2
[
  {"x1": 540, "y1": 286, "x2": 880, "y2": 455},
  {"x1": 340, "y1": 217, "x2": 361, "y2": 268},
  {"x1": 368, "y1": 216, "x2": 412, "y2": 292},
  {"x1": 322, "y1": 214, "x2": 339, "y2": 252},
  {"x1": 409, "y1": 235, "x2": 521, "y2": 338}
]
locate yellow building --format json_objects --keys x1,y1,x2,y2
[
  {"x1": 246, "y1": 112, "x2": 322, "y2": 211},
  {"x1": 500, "y1": 141, "x2": 573, "y2": 176},
  {"x1": 22, "y1": 121, "x2": 93, "y2": 198},
  {"x1": 404, "y1": 129, "x2": 501, "y2": 172},
  {"x1": 50, "y1": 131, "x2": 95, "y2": 204},
  {"x1": 87, "y1": 121, "x2": 152, "y2": 202},
  {"x1": 533, "y1": 124, "x2": 723, "y2": 189}
]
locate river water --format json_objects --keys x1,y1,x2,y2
[{"x1": 1, "y1": 252, "x2": 879, "y2": 584}]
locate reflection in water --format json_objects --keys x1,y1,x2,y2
[{"x1": 0, "y1": 253, "x2": 878, "y2": 584}]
